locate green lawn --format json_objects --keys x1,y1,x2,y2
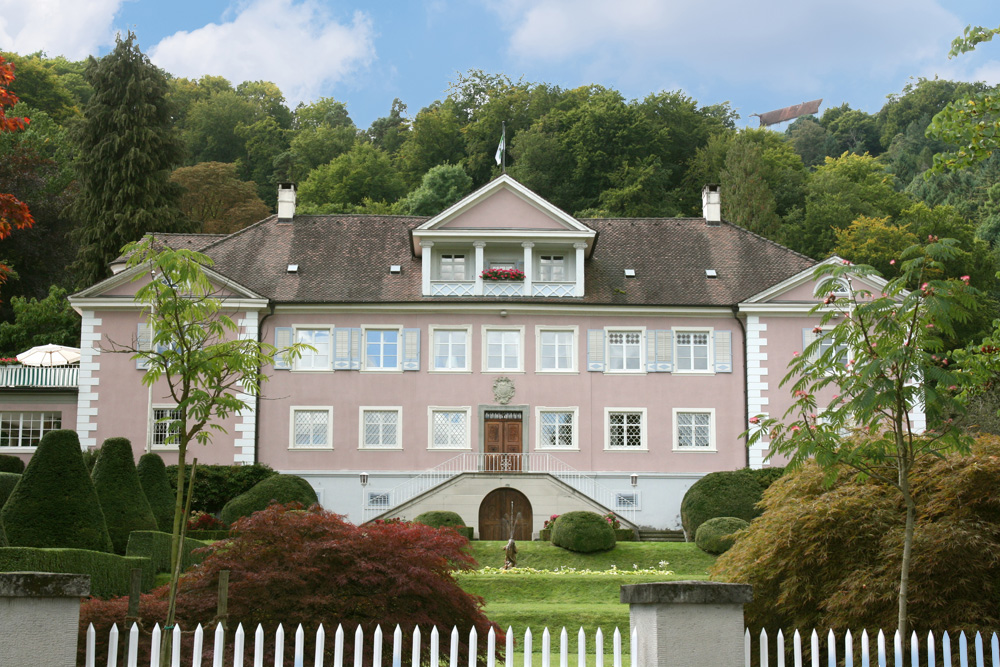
[{"x1": 463, "y1": 540, "x2": 716, "y2": 574}]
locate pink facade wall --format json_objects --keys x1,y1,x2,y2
[
  {"x1": 439, "y1": 189, "x2": 568, "y2": 230},
  {"x1": 0, "y1": 392, "x2": 77, "y2": 464}
]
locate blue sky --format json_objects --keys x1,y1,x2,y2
[{"x1": 2, "y1": 0, "x2": 1000, "y2": 130}]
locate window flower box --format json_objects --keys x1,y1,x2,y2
[{"x1": 481, "y1": 268, "x2": 525, "y2": 281}]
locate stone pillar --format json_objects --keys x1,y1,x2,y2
[
  {"x1": 420, "y1": 241, "x2": 434, "y2": 296},
  {"x1": 474, "y1": 241, "x2": 486, "y2": 296},
  {"x1": 521, "y1": 242, "x2": 534, "y2": 296},
  {"x1": 620, "y1": 580, "x2": 752, "y2": 667},
  {"x1": 574, "y1": 243, "x2": 587, "y2": 297},
  {"x1": 0, "y1": 572, "x2": 91, "y2": 667}
]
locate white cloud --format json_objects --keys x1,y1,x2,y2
[
  {"x1": 149, "y1": 0, "x2": 375, "y2": 106},
  {"x1": 0, "y1": 0, "x2": 122, "y2": 59}
]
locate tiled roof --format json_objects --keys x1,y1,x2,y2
[
  {"x1": 185, "y1": 214, "x2": 816, "y2": 307},
  {"x1": 111, "y1": 233, "x2": 228, "y2": 264}
]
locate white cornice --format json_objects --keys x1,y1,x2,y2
[
  {"x1": 69, "y1": 296, "x2": 270, "y2": 313},
  {"x1": 72, "y1": 262, "x2": 266, "y2": 302},
  {"x1": 273, "y1": 303, "x2": 736, "y2": 317},
  {"x1": 742, "y1": 256, "x2": 891, "y2": 304}
]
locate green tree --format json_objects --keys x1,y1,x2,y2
[
  {"x1": 365, "y1": 97, "x2": 409, "y2": 156},
  {"x1": 784, "y1": 116, "x2": 838, "y2": 168},
  {"x1": 0, "y1": 285, "x2": 80, "y2": 357},
  {"x1": 278, "y1": 98, "x2": 357, "y2": 183},
  {"x1": 396, "y1": 99, "x2": 466, "y2": 187},
  {"x1": 399, "y1": 163, "x2": 473, "y2": 215},
  {"x1": 170, "y1": 162, "x2": 271, "y2": 234},
  {"x1": 91, "y1": 437, "x2": 158, "y2": 554},
  {"x1": 821, "y1": 104, "x2": 881, "y2": 156},
  {"x1": 833, "y1": 216, "x2": 918, "y2": 278},
  {"x1": 720, "y1": 138, "x2": 781, "y2": 237},
  {"x1": 879, "y1": 77, "x2": 985, "y2": 151},
  {"x1": 298, "y1": 142, "x2": 405, "y2": 212},
  {"x1": 69, "y1": 32, "x2": 187, "y2": 286},
  {"x1": 1, "y1": 51, "x2": 79, "y2": 122},
  {"x1": 746, "y1": 240, "x2": 979, "y2": 646}
]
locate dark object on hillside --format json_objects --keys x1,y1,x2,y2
[
  {"x1": 91, "y1": 438, "x2": 158, "y2": 554},
  {"x1": 551, "y1": 511, "x2": 616, "y2": 553},
  {"x1": 753, "y1": 99, "x2": 823, "y2": 127},
  {"x1": 1, "y1": 429, "x2": 112, "y2": 552},
  {"x1": 219, "y1": 474, "x2": 318, "y2": 525}
]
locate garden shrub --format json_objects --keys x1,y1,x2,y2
[
  {"x1": 680, "y1": 469, "x2": 764, "y2": 538},
  {"x1": 712, "y1": 434, "x2": 1000, "y2": 633},
  {"x1": 81, "y1": 446, "x2": 100, "y2": 473},
  {"x1": 0, "y1": 472, "x2": 20, "y2": 507},
  {"x1": 550, "y1": 511, "x2": 616, "y2": 553},
  {"x1": 0, "y1": 453, "x2": 24, "y2": 474},
  {"x1": 166, "y1": 463, "x2": 277, "y2": 513},
  {"x1": 1, "y1": 429, "x2": 113, "y2": 552},
  {"x1": 414, "y1": 510, "x2": 465, "y2": 528},
  {"x1": 92, "y1": 438, "x2": 158, "y2": 554},
  {"x1": 125, "y1": 530, "x2": 212, "y2": 575},
  {"x1": 80, "y1": 504, "x2": 500, "y2": 665},
  {"x1": 186, "y1": 529, "x2": 231, "y2": 541},
  {"x1": 219, "y1": 474, "x2": 317, "y2": 525},
  {"x1": 749, "y1": 466, "x2": 785, "y2": 490},
  {"x1": 137, "y1": 453, "x2": 174, "y2": 532},
  {"x1": 0, "y1": 547, "x2": 154, "y2": 597},
  {"x1": 694, "y1": 517, "x2": 748, "y2": 554}
]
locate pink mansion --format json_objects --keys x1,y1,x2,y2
[{"x1": 4, "y1": 176, "x2": 908, "y2": 538}]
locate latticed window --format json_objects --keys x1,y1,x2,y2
[
  {"x1": 677, "y1": 412, "x2": 712, "y2": 448},
  {"x1": 608, "y1": 411, "x2": 643, "y2": 448},
  {"x1": 433, "y1": 330, "x2": 467, "y2": 370},
  {"x1": 0, "y1": 411, "x2": 61, "y2": 448},
  {"x1": 676, "y1": 332, "x2": 710, "y2": 371},
  {"x1": 363, "y1": 410, "x2": 399, "y2": 448},
  {"x1": 439, "y1": 255, "x2": 466, "y2": 281},
  {"x1": 486, "y1": 330, "x2": 520, "y2": 370},
  {"x1": 540, "y1": 330, "x2": 573, "y2": 370},
  {"x1": 540, "y1": 411, "x2": 574, "y2": 448},
  {"x1": 293, "y1": 409, "x2": 331, "y2": 448},
  {"x1": 608, "y1": 331, "x2": 641, "y2": 371},
  {"x1": 431, "y1": 410, "x2": 467, "y2": 448},
  {"x1": 365, "y1": 330, "x2": 399, "y2": 369},
  {"x1": 539, "y1": 255, "x2": 566, "y2": 281},
  {"x1": 152, "y1": 407, "x2": 181, "y2": 447},
  {"x1": 295, "y1": 328, "x2": 331, "y2": 370}
]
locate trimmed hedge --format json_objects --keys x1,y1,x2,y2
[
  {"x1": 0, "y1": 547, "x2": 154, "y2": 598},
  {"x1": 125, "y1": 531, "x2": 213, "y2": 575},
  {"x1": 614, "y1": 528, "x2": 635, "y2": 542},
  {"x1": 137, "y1": 453, "x2": 175, "y2": 532},
  {"x1": 185, "y1": 529, "x2": 231, "y2": 541},
  {"x1": 0, "y1": 453, "x2": 24, "y2": 474},
  {"x1": 550, "y1": 511, "x2": 616, "y2": 553},
  {"x1": 166, "y1": 463, "x2": 277, "y2": 514},
  {"x1": 92, "y1": 438, "x2": 158, "y2": 554},
  {"x1": 695, "y1": 516, "x2": 749, "y2": 554},
  {"x1": 219, "y1": 474, "x2": 318, "y2": 525},
  {"x1": 0, "y1": 472, "x2": 20, "y2": 507},
  {"x1": 680, "y1": 469, "x2": 766, "y2": 539},
  {"x1": 414, "y1": 511, "x2": 466, "y2": 528},
  {"x1": 1, "y1": 430, "x2": 113, "y2": 552}
]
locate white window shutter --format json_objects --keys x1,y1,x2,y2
[
  {"x1": 334, "y1": 328, "x2": 361, "y2": 370},
  {"x1": 273, "y1": 327, "x2": 293, "y2": 370},
  {"x1": 587, "y1": 329, "x2": 605, "y2": 371},
  {"x1": 714, "y1": 330, "x2": 733, "y2": 373},
  {"x1": 136, "y1": 323, "x2": 152, "y2": 369},
  {"x1": 802, "y1": 328, "x2": 821, "y2": 362},
  {"x1": 402, "y1": 328, "x2": 420, "y2": 371},
  {"x1": 646, "y1": 330, "x2": 673, "y2": 372}
]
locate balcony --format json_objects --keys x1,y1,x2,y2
[
  {"x1": 0, "y1": 365, "x2": 79, "y2": 389},
  {"x1": 429, "y1": 280, "x2": 577, "y2": 298}
]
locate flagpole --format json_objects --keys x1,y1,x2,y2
[{"x1": 501, "y1": 121, "x2": 506, "y2": 174}]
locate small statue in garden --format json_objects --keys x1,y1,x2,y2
[{"x1": 502, "y1": 502, "x2": 521, "y2": 570}]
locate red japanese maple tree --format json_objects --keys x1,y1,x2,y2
[{"x1": 0, "y1": 55, "x2": 34, "y2": 288}]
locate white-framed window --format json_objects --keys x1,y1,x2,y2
[
  {"x1": 363, "y1": 328, "x2": 401, "y2": 371},
  {"x1": 673, "y1": 408, "x2": 716, "y2": 451},
  {"x1": 289, "y1": 407, "x2": 333, "y2": 449},
  {"x1": 537, "y1": 326, "x2": 577, "y2": 372},
  {"x1": 367, "y1": 491, "x2": 391, "y2": 508},
  {"x1": 152, "y1": 406, "x2": 182, "y2": 448},
  {"x1": 605, "y1": 408, "x2": 647, "y2": 450},
  {"x1": 439, "y1": 254, "x2": 467, "y2": 281},
  {"x1": 0, "y1": 411, "x2": 61, "y2": 448},
  {"x1": 607, "y1": 329, "x2": 643, "y2": 372},
  {"x1": 536, "y1": 407, "x2": 579, "y2": 450},
  {"x1": 483, "y1": 326, "x2": 524, "y2": 372},
  {"x1": 488, "y1": 260, "x2": 517, "y2": 270},
  {"x1": 360, "y1": 407, "x2": 402, "y2": 449},
  {"x1": 539, "y1": 255, "x2": 566, "y2": 282},
  {"x1": 674, "y1": 330, "x2": 711, "y2": 372},
  {"x1": 428, "y1": 407, "x2": 471, "y2": 449},
  {"x1": 430, "y1": 326, "x2": 471, "y2": 372},
  {"x1": 615, "y1": 492, "x2": 640, "y2": 511},
  {"x1": 294, "y1": 327, "x2": 332, "y2": 371},
  {"x1": 818, "y1": 333, "x2": 849, "y2": 365}
]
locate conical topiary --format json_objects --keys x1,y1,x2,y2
[
  {"x1": 92, "y1": 438, "x2": 158, "y2": 554},
  {"x1": 0, "y1": 519, "x2": 6, "y2": 547},
  {"x1": 0, "y1": 429, "x2": 113, "y2": 552},
  {"x1": 0, "y1": 472, "x2": 20, "y2": 507},
  {"x1": 137, "y1": 452, "x2": 175, "y2": 532}
]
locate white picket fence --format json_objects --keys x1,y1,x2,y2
[
  {"x1": 84, "y1": 623, "x2": 636, "y2": 667},
  {"x1": 745, "y1": 628, "x2": 1000, "y2": 667}
]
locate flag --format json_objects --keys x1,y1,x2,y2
[{"x1": 494, "y1": 132, "x2": 505, "y2": 165}]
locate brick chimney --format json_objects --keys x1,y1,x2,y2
[
  {"x1": 702, "y1": 184, "x2": 721, "y2": 226},
  {"x1": 277, "y1": 182, "x2": 296, "y2": 221}
]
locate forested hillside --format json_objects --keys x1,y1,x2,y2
[{"x1": 3, "y1": 36, "x2": 1000, "y2": 354}]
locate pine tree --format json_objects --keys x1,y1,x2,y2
[
  {"x1": 720, "y1": 137, "x2": 781, "y2": 238},
  {"x1": 92, "y1": 438, "x2": 158, "y2": 554},
  {"x1": 70, "y1": 31, "x2": 188, "y2": 286}
]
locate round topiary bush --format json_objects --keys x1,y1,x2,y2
[
  {"x1": 0, "y1": 472, "x2": 20, "y2": 507},
  {"x1": 91, "y1": 438, "x2": 158, "y2": 554},
  {"x1": 750, "y1": 466, "x2": 785, "y2": 490},
  {"x1": 680, "y1": 469, "x2": 764, "y2": 539},
  {"x1": 0, "y1": 453, "x2": 25, "y2": 474},
  {"x1": 550, "y1": 511, "x2": 616, "y2": 553},
  {"x1": 0, "y1": 429, "x2": 113, "y2": 552},
  {"x1": 695, "y1": 516, "x2": 749, "y2": 554},
  {"x1": 219, "y1": 474, "x2": 318, "y2": 525},
  {"x1": 414, "y1": 511, "x2": 466, "y2": 528},
  {"x1": 137, "y1": 453, "x2": 175, "y2": 532}
]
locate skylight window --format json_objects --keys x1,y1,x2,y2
[
  {"x1": 287, "y1": 264, "x2": 299, "y2": 273},
  {"x1": 624, "y1": 269, "x2": 636, "y2": 278},
  {"x1": 705, "y1": 269, "x2": 717, "y2": 278},
  {"x1": 390, "y1": 265, "x2": 401, "y2": 274}
]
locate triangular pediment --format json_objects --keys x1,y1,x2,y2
[
  {"x1": 742, "y1": 256, "x2": 889, "y2": 305},
  {"x1": 70, "y1": 261, "x2": 267, "y2": 306}
]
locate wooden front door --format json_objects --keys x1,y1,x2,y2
[
  {"x1": 484, "y1": 412, "x2": 522, "y2": 472},
  {"x1": 478, "y1": 488, "x2": 533, "y2": 541}
]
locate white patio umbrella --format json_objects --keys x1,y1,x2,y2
[{"x1": 15, "y1": 344, "x2": 81, "y2": 367}]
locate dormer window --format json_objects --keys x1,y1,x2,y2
[
  {"x1": 440, "y1": 255, "x2": 467, "y2": 281},
  {"x1": 539, "y1": 256, "x2": 566, "y2": 282}
]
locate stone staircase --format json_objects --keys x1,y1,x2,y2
[{"x1": 637, "y1": 529, "x2": 686, "y2": 542}]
